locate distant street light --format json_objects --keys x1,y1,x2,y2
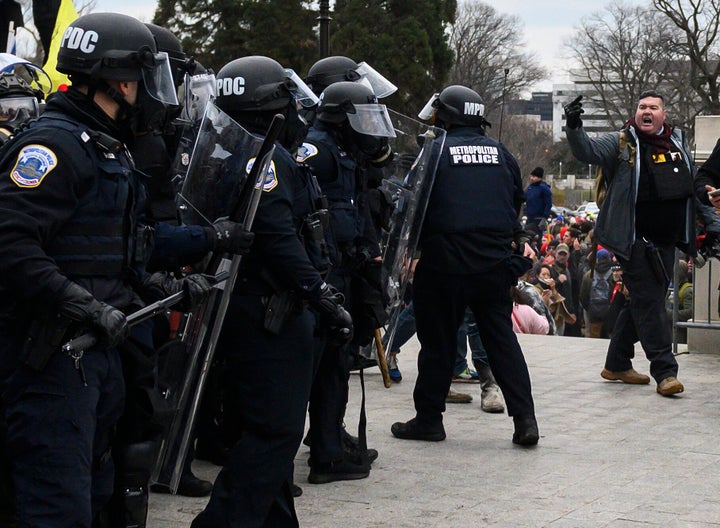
[{"x1": 559, "y1": 161, "x2": 563, "y2": 179}]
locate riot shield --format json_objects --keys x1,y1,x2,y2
[
  {"x1": 167, "y1": 72, "x2": 218, "y2": 194},
  {"x1": 151, "y1": 106, "x2": 278, "y2": 492},
  {"x1": 380, "y1": 110, "x2": 445, "y2": 355}
]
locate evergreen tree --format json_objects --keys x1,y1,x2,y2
[
  {"x1": 153, "y1": 0, "x2": 456, "y2": 116},
  {"x1": 329, "y1": 0, "x2": 457, "y2": 115},
  {"x1": 153, "y1": 0, "x2": 318, "y2": 74}
]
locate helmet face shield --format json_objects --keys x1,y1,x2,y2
[
  {"x1": 0, "y1": 96, "x2": 40, "y2": 128},
  {"x1": 181, "y1": 72, "x2": 217, "y2": 122},
  {"x1": 0, "y1": 53, "x2": 52, "y2": 95},
  {"x1": 141, "y1": 52, "x2": 179, "y2": 106},
  {"x1": 418, "y1": 93, "x2": 439, "y2": 121},
  {"x1": 284, "y1": 68, "x2": 318, "y2": 108},
  {"x1": 347, "y1": 103, "x2": 396, "y2": 138},
  {"x1": 355, "y1": 62, "x2": 397, "y2": 98}
]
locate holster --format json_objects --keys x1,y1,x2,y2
[
  {"x1": 22, "y1": 313, "x2": 74, "y2": 371},
  {"x1": 262, "y1": 291, "x2": 297, "y2": 335}
]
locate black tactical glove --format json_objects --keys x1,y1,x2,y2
[
  {"x1": 311, "y1": 283, "x2": 354, "y2": 344},
  {"x1": 59, "y1": 282, "x2": 128, "y2": 348},
  {"x1": 207, "y1": 217, "x2": 255, "y2": 255},
  {"x1": 367, "y1": 187, "x2": 396, "y2": 232},
  {"x1": 141, "y1": 272, "x2": 214, "y2": 311},
  {"x1": 396, "y1": 152, "x2": 417, "y2": 172},
  {"x1": 564, "y1": 95, "x2": 584, "y2": 130}
]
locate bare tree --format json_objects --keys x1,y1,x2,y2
[
  {"x1": 448, "y1": 0, "x2": 546, "y2": 124},
  {"x1": 564, "y1": 1, "x2": 693, "y2": 130},
  {"x1": 494, "y1": 115, "x2": 554, "y2": 183},
  {"x1": 654, "y1": 0, "x2": 720, "y2": 115}
]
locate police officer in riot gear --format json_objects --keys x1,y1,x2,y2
[
  {"x1": 94, "y1": 25, "x2": 230, "y2": 525},
  {"x1": 0, "y1": 53, "x2": 51, "y2": 144},
  {"x1": 0, "y1": 13, "x2": 212, "y2": 527},
  {"x1": 135, "y1": 23, "x2": 253, "y2": 272},
  {"x1": 0, "y1": 53, "x2": 51, "y2": 522},
  {"x1": 391, "y1": 85, "x2": 539, "y2": 446},
  {"x1": 296, "y1": 81, "x2": 396, "y2": 484},
  {"x1": 191, "y1": 55, "x2": 352, "y2": 528}
]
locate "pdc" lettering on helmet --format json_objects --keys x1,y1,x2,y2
[
  {"x1": 61, "y1": 26, "x2": 99, "y2": 54},
  {"x1": 217, "y1": 77, "x2": 245, "y2": 96}
]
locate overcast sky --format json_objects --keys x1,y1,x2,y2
[
  {"x1": 483, "y1": 0, "x2": 649, "y2": 90},
  {"x1": 93, "y1": 0, "x2": 650, "y2": 91}
]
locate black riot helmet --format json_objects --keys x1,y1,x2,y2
[
  {"x1": 305, "y1": 55, "x2": 397, "y2": 98},
  {"x1": 215, "y1": 56, "x2": 317, "y2": 116},
  {"x1": 305, "y1": 56, "x2": 361, "y2": 96},
  {"x1": 215, "y1": 56, "x2": 317, "y2": 149},
  {"x1": 315, "y1": 81, "x2": 394, "y2": 135},
  {"x1": 145, "y1": 23, "x2": 189, "y2": 89},
  {"x1": 56, "y1": 12, "x2": 178, "y2": 107},
  {"x1": 418, "y1": 85, "x2": 490, "y2": 129},
  {"x1": 316, "y1": 81, "x2": 396, "y2": 164}
]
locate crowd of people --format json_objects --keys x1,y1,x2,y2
[{"x1": 1, "y1": 9, "x2": 719, "y2": 528}]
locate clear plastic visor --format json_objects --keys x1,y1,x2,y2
[
  {"x1": 347, "y1": 103, "x2": 396, "y2": 138},
  {"x1": 418, "y1": 93, "x2": 439, "y2": 121},
  {"x1": 355, "y1": 62, "x2": 397, "y2": 98},
  {"x1": 0, "y1": 96, "x2": 40, "y2": 125},
  {"x1": 141, "y1": 52, "x2": 179, "y2": 106},
  {"x1": 284, "y1": 68, "x2": 319, "y2": 108},
  {"x1": 181, "y1": 72, "x2": 217, "y2": 122},
  {"x1": 0, "y1": 53, "x2": 52, "y2": 94}
]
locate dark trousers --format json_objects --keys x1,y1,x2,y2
[
  {"x1": 98, "y1": 319, "x2": 162, "y2": 528},
  {"x1": 192, "y1": 294, "x2": 315, "y2": 528},
  {"x1": 308, "y1": 337, "x2": 348, "y2": 464},
  {"x1": 605, "y1": 238, "x2": 678, "y2": 382},
  {"x1": 0, "y1": 330, "x2": 125, "y2": 527},
  {"x1": 412, "y1": 262, "x2": 535, "y2": 427},
  {"x1": 308, "y1": 269, "x2": 352, "y2": 465}
]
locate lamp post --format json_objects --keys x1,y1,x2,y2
[
  {"x1": 318, "y1": 0, "x2": 331, "y2": 59},
  {"x1": 559, "y1": 161, "x2": 563, "y2": 179},
  {"x1": 498, "y1": 68, "x2": 510, "y2": 142}
]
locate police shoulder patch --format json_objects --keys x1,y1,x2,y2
[
  {"x1": 10, "y1": 144, "x2": 58, "y2": 188},
  {"x1": 295, "y1": 142, "x2": 318, "y2": 163},
  {"x1": 261, "y1": 161, "x2": 278, "y2": 192},
  {"x1": 247, "y1": 157, "x2": 279, "y2": 193}
]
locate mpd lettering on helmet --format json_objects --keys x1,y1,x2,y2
[
  {"x1": 217, "y1": 77, "x2": 245, "y2": 96},
  {"x1": 449, "y1": 145, "x2": 499, "y2": 166},
  {"x1": 463, "y1": 102, "x2": 484, "y2": 116},
  {"x1": 61, "y1": 26, "x2": 99, "y2": 53}
]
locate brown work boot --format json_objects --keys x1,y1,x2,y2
[
  {"x1": 657, "y1": 376, "x2": 684, "y2": 396},
  {"x1": 446, "y1": 388, "x2": 473, "y2": 404},
  {"x1": 601, "y1": 368, "x2": 651, "y2": 385}
]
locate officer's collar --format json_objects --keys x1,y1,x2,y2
[{"x1": 447, "y1": 125, "x2": 485, "y2": 136}]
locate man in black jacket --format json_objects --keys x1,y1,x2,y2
[{"x1": 565, "y1": 93, "x2": 693, "y2": 396}]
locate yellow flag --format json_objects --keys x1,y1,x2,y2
[{"x1": 44, "y1": 0, "x2": 79, "y2": 92}]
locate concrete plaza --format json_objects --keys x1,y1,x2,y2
[{"x1": 148, "y1": 333, "x2": 720, "y2": 527}]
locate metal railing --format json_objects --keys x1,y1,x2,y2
[{"x1": 671, "y1": 249, "x2": 720, "y2": 355}]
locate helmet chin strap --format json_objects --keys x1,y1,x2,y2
[{"x1": 97, "y1": 79, "x2": 137, "y2": 122}]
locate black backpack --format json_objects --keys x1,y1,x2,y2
[{"x1": 588, "y1": 268, "x2": 613, "y2": 320}]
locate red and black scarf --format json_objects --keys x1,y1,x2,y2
[{"x1": 624, "y1": 117, "x2": 674, "y2": 153}]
